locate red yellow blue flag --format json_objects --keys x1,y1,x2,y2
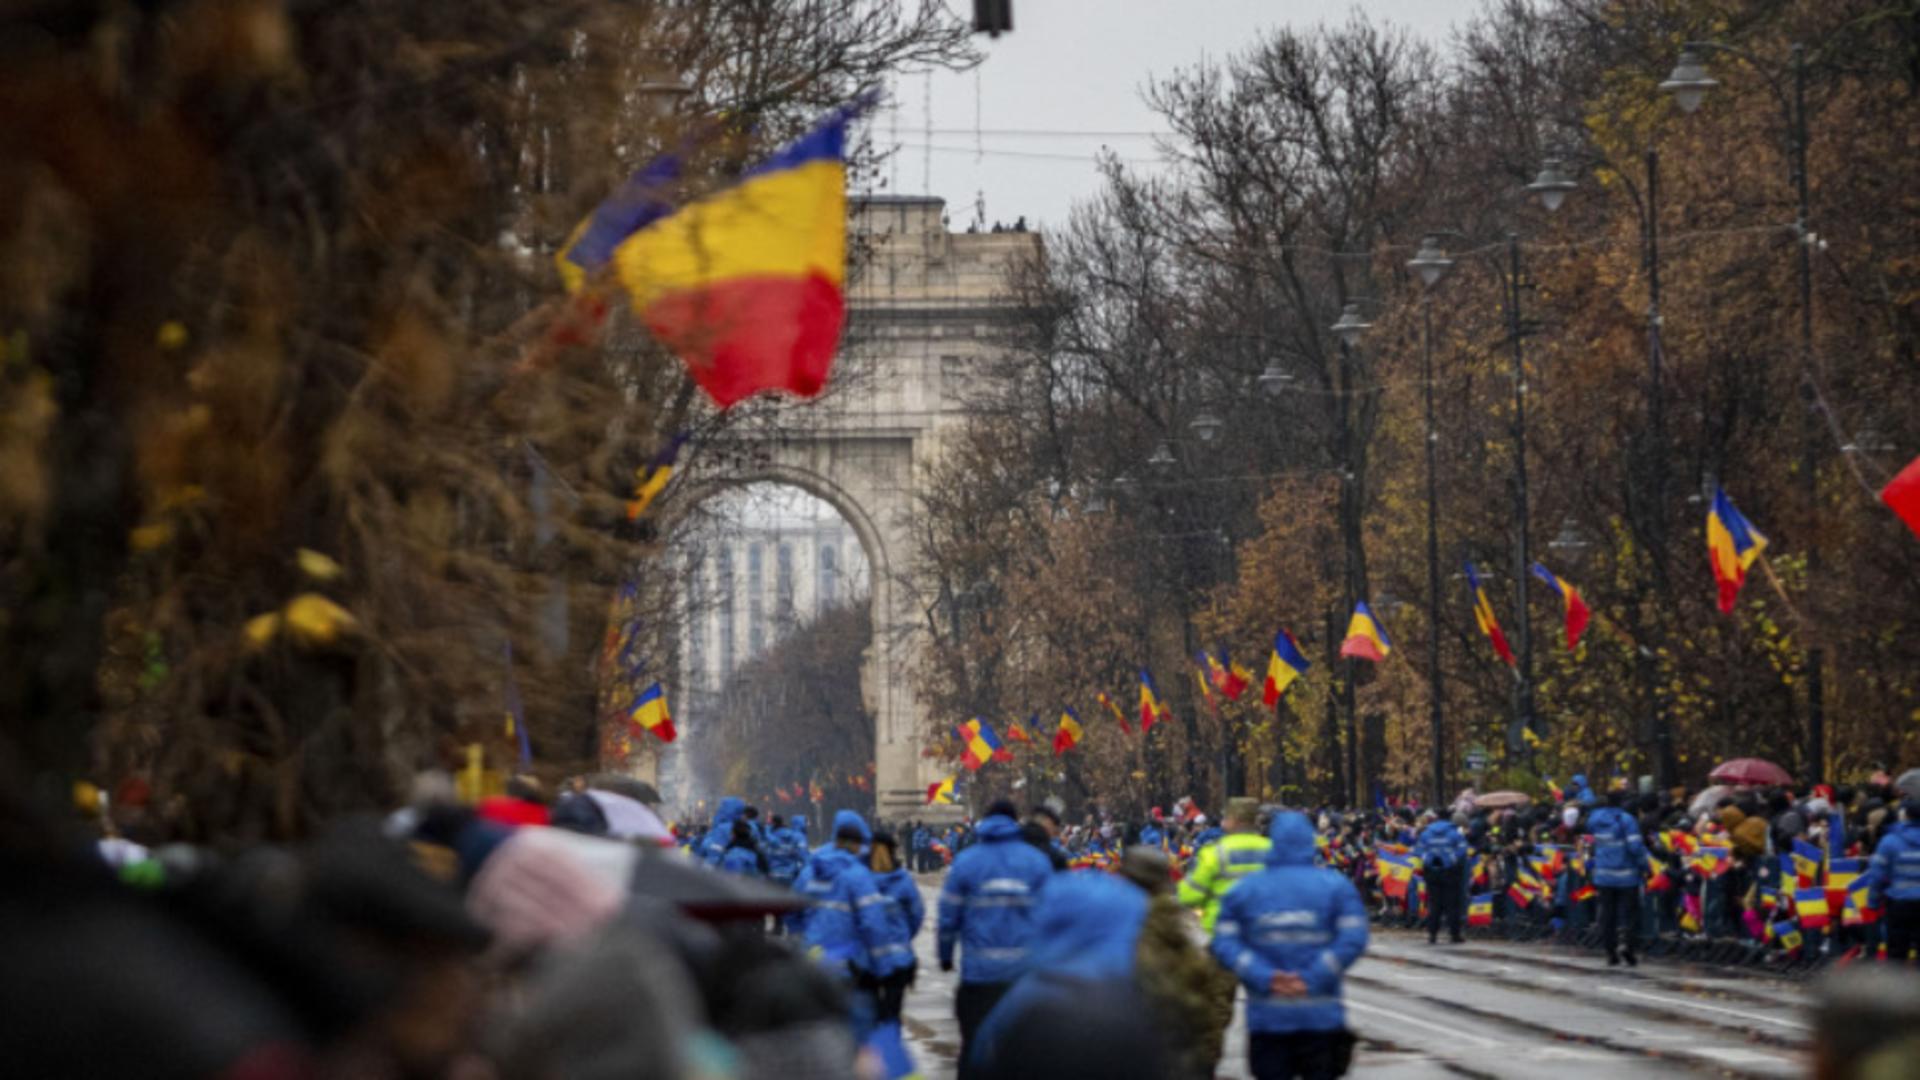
[
  {"x1": 1053, "y1": 709, "x2": 1084, "y2": 755},
  {"x1": 1339, "y1": 602, "x2": 1392, "y2": 662},
  {"x1": 1138, "y1": 669, "x2": 1170, "y2": 731},
  {"x1": 1464, "y1": 562, "x2": 1515, "y2": 666},
  {"x1": 1707, "y1": 487, "x2": 1767, "y2": 613},
  {"x1": 1097, "y1": 691, "x2": 1133, "y2": 735},
  {"x1": 1263, "y1": 629, "x2": 1311, "y2": 706},
  {"x1": 1530, "y1": 562, "x2": 1591, "y2": 650},
  {"x1": 625, "y1": 432, "x2": 689, "y2": 521},
  {"x1": 591, "y1": 100, "x2": 874, "y2": 408},
  {"x1": 629, "y1": 681, "x2": 676, "y2": 743}
]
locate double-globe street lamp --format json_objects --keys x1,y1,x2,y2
[{"x1": 1660, "y1": 41, "x2": 1827, "y2": 780}]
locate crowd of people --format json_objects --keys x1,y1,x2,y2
[{"x1": 24, "y1": 761, "x2": 1920, "y2": 1080}]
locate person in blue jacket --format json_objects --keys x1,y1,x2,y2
[
  {"x1": 1587, "y1": 791, "x2": 1649, "y2": 967},
  {"x1": 764, "y1": 814, "x2": 806, "y2": 887},
  {"x1": 792, "y1": 810, "x2": 902, "y2": 1035},
  {"x1": 1140, "y1": 820, "x2": 1166, "y2": 852},
  {"x1": 1414, "y1": 811, "x2": 1469, "y2": 945},
  {"x1": 718, "y1": 818, "x2": 769, "y2": 878},
  {"x1": 1869, "y1": 800, "x2": 1920, "y2": 964},
  {"x1": 968, "y1": 871, "x2": 1169, "y2": 1078},
  {"x1": 911, "y1": 824, "x2": 933, "y2": 873},
  {"x1": 1569, "y1": 774, "x2": 1598, "y2": 806},
  {"x1": 1211, "y1": 810, "x2": 1369, "y2": 1080},
  {"x1": 868, "y1": 832, "x2": 924, "y2": 1017},
  {"x1": 937, "y1": 800, "x2": 1055, "y2": 1068},
  {"x1": 699, "y1": 796, "x2": 747, "y2": 865}
]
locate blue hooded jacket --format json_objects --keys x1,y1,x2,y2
[
  {"x1": 792, "y1": 815, "x2": 906, "y2": 977},
  {"x1": 874, "y1": 866, "x2": 925, "y2": 959},
  {"x1": 765, "y1": 825, "x2": 806, "y2": 885},
  {"x1": 1414, "y1": 820, "x2": 1468, "y2": 873},
  {"x1": 937, "y1": 814, "x2": 1055, "y2": 983},
  {"x1": 1569, "y1": 775, "x2": 1597, "y2": 806},
  {"x1": 699, "y1": 797, "x2": 746, "y2": 865},
  {"x1": 719, "y1": 842, "x2": 765, "y2": 878},
  {"x1": 968, "y1": 871, "x2": 1148, "y2": 1070},
  {"x1": 1869, "y1": 819, "x2": 1920, "y2": 904},
  {"x1": 1210, "y1": 811, "x2": 1369, "y2": 1034},
  {"x1": 1586, "y1": 805, "x2": 1648, "y2": 888}
]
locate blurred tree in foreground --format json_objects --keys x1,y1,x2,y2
[{"x1": 0, "y1": 0, "x2": 972, "y2": 840}]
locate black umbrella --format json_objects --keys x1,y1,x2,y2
[{"x1": 627, "y1": 849, "x2": 808, "y2": 922}]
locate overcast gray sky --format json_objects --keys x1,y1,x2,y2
[{"x1": 861, "y1": 0, "x2": 1486, "y2": 230}]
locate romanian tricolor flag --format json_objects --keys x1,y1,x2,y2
[
  {"x1": 1794, "y1": 887, "x2": 1831, "y2": 930},
  {"x1": 1707, "y1": 487, "x2": 1768, "y2": 613},
  {"x1": 1646, "y1": 854, "x2": 1673, "y2": 893},
  {"x1": 1546, "y1": 777, "x2": 1565, "y2": 803},
  {"x1": 1571, "y1": 883, "x2": 1597, "y2": 903},
  {"x1": 1053, "y1": 709, "x2": 1084, "y2": 755},
  {"x1": 1378, "y1": 851, "x2": 1416, "y2": 899},
  {"x1": 1138, "y1": 669, "x2": 1170, "y2": 732},
  {"x1": 1097, "y1": 691, "x2": 1133, "y2": 735},
  {"x1": 1205, "y1": 651, "x2": 1253, "y2": 701},
  {"x1": 567, "y1": 100, "x2": 872, "y2": 409},
  {"x1": 957, "y1": 718, "x2": 1007, "y2": 770},
  {"x1": 1464, "y1": 562, "x2": 1516, "y2": 665},
  {"x1": 1468, "y1": 894, "x2": 1494, "y2": 927},
  {"x1": 625, "y1": 432, "x2": 689, "y2": 520},
  {"x1": 629, "y1": 682, "x2": 676, "y2": 743},
  {"x1": 1845, "y1": 881, "x2": 1880, "y2": 926},
  {"x1": 1828, "y1": 857, "x2": 1865, "y2": 913},
  {"x1": 926, "y1": 775, "x2": 957, "y2": 806},
  {"x1": 1530, "y1": 562, "x2": 1591, "y2": 650},
  {"x1": 1006, "y1": 717, "x2": 1035, "y2": 747},
  {"x1": 1773, "y1": 920, "x2": 1804, "y2": 953},
  {"x1": 1791, "y1": 838, "x2": 1824, "y2": 887},
  {"x1": 1263, "y1": 630, "x2": 1311, "y2": 706},
  {"x1": 1339, "y1": 602, "x2": 1392, "y2": 662}
]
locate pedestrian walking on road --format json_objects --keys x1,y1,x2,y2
[
  {"x1": 1211, "y1": 810, "x2": 1369, "y2": 1080},
  {"x1": 1588, "y1": 791, "x2": 1649, "y2": 967},
  {"x1": 791, "y1": 810, "x2": 903, "y2": 1039},
  {"x1": 1121, "y1": 845, "x2": 1228, "y2": 1080},
  {"x1": 967, "y1": 870, "x2": 1173, "y2": 1080},
  {"x1": 1178, "y1": 796, "x2": 1271, "y2": 1057},
  {"x1": 936, "y1": 799, "x2": 1055, "y2": 1074},
  {"x1": 1414, "y1": 811, "x2": 1468, "y2": 944}
]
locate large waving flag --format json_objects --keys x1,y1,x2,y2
[
  {"x1": 629, "y1": 681, "x2": 676, "y2": 743},
  {"x1": 1339, "y1": 602, "x2": 1392, "y2": 662},
  {"x1": 956, "y1": 719, "x2": 991, "y2": 770},
  {"x1": 1530, "y1": 562, "x2": 1591, "y2": 650},
  {"x1": 572, "y1": 100, "x2": 872, "y2": 408},
  {"x1": 1138, "y1": 669, "x2": 1170, "y2": 732},
  {"x1": 1464, "y1": 562, "x2": 1516, "y2": 666},
  {"x1": 1707, "y1": 487, "x2": 1768, "y2": 613},
  {"x1": 1097, "y1": 691, "x2": 1133, "y2": 735},
  {"x1": 1263, "y1": 629, "x2": 1311, "y2": 706},
  {"x1": 1053, "y1": 709, "x2": 1084, "y2": 755}
]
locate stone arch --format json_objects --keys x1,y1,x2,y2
[{"x1": 663, "y1": 454, "x2": 922, "y2": 811}]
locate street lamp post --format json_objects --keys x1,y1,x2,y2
[
  {"x1": 1407, "y1": 235, "x2": 1455, "y2": 807},
  {"x1": 1331, "y1": 300, "x2": 1372, "y2": 808},
  {"x1": 1662, "y1": 41, "x2": 1824, "y2": 782}
]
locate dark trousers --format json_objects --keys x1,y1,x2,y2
[
  {"x1": 1889, "y1": 900, "x2": 1920, "y2": 964},
  {"x1": 1249, "y1": 1030, "x2": 1350, "y2": 1080},
  {"x1": 955, "y1": 979, "x2": 1012, "y2": 1078},
  {"x1": 1598, "y1": 886, "x2": 1640, "y2": 958},
  {"x1": 1426, "y1": 867, "x2": 1463, "y2": 942}
]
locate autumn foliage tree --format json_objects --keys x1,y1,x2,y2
[{"x1": 912, "y1": 0, "x2": 1920, "y2": 814}]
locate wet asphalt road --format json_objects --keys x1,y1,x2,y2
[{"x1": 900, "y1": 874, "x2": 1811, "y2": 1079}]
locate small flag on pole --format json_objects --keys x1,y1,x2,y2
[
  {"x1": 1706, "y1": 487, "x2": 1768, "y2": 613},
  {"x1": 1053, "y1": 709, "x2": 1084, "y2": 755},
  {"x1": 1530, "y1": 562, "x2": 1591, "y2": 650},
  {"x1": 1339, "y1": 602, "x2": 1392, "y2": 662},
  {"x1": 1263, "y1": 629, "x2": 1311, "y2": 706},
  {"x1": 629, "y1": 681, "x2": 676, "y2": 743},
  {"x1": 1464, "y1": 562, "x2": 1516, "y2": 665}
]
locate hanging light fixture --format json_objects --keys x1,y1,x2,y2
[
  {"x1": 1147, "y1": 442, "x2": 1177, "y2": 469},
  {"x1": 1527, "y1": 159, "x2": 1579, "y2": 213},
  {"x1": 1407, "y1": 234, "x2": 1455, "y2": 289},
  {"x1": 1330, "y1": 302, "x2": 1372, "y2": 348},
  {"x1": 1188, "y1": 412, "x2": 1225, "y2": 444},
  {"x1": 1658, "y1": 48, "x2": 1719, "y2": 114}
]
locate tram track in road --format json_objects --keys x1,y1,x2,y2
[
  {"x1": 1345, "y1": 944, "x2": 1807, "y2": 1079},
  {"x1": 1364, "y1": 933, "x2": 1810, "y2": 1049},
  {"x1": 1431, "y1": 936, "x2": 1809, "y2": 1010}
]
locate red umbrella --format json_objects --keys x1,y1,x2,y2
[{"x1": 1708, "y1": 757, "x2": 1793, "y2": 787}]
